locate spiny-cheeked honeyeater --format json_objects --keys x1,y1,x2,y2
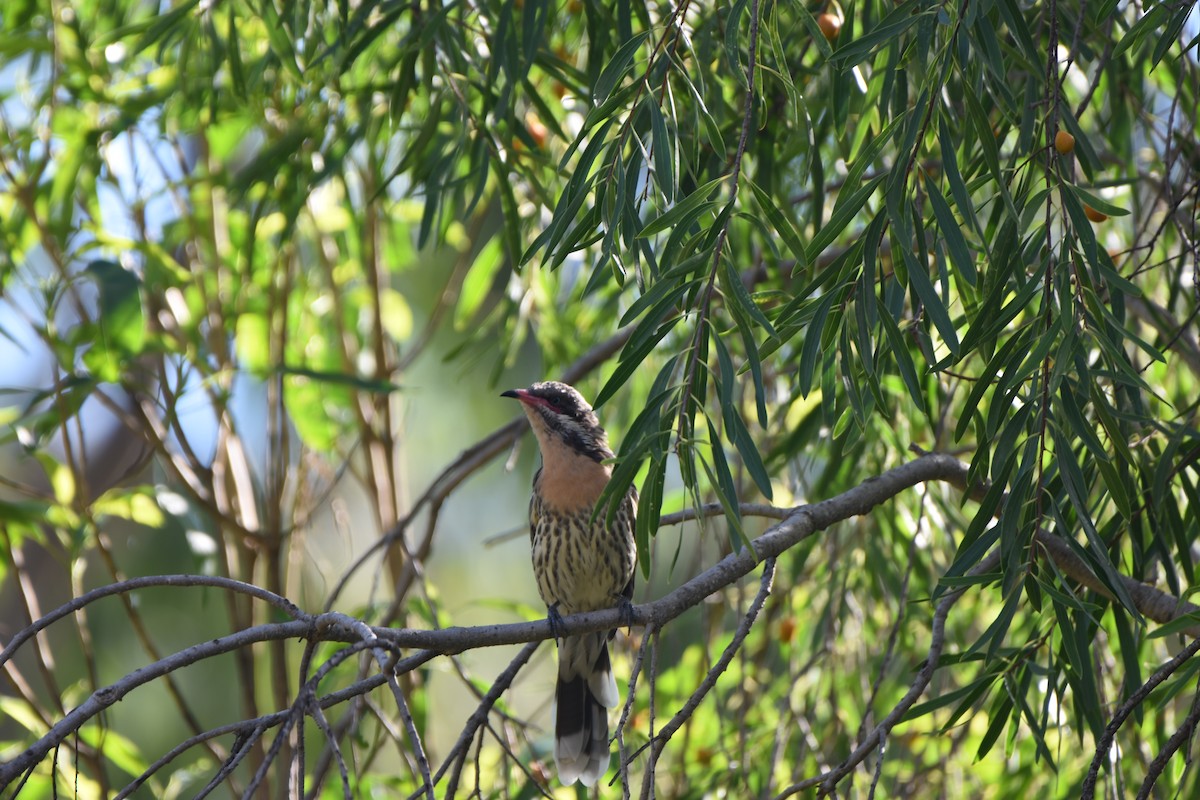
[{"x1": 502, "y1": 381, "x2": 637, "y2": 787}]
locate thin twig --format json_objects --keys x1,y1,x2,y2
[
  {"x1": 774, "y1": 548, "x2": 1003, "y2": 798},
  {"x1": 439, "y1": 640, "x2": 542, "y2": 798},
  {"x1": 629, "y1": 558, "x2": 776, "y2": 769},
  {"x1": 1134, "y1": 684, "x2": 1200, "y2": 800},
  {"x1": 1081, "y1": 636, "x2": 1200, "y2": 800}
]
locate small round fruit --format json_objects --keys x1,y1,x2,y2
[
  {"x1": 1054, "y1": 130, "x2": 1075, "y2": 154},
  {"x1": 1084, "y1": 205, "x2": 1107, "y2": 223},
  {"x1": 817, "y1": 13, "x2": 842, "y2": 41}
]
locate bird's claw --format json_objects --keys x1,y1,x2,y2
[
  {"x1": 546, "y1": 603, "x2": 566, "y2": 642},
  {"x1": 616, "y1": 594, "x2": 636, "y2": 632}
]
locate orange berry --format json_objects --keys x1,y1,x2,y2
[
  {"x1": 817, "y1": 13, "x2": 842, "y2": 41},
  {"x1": 1054, "y1": 130, "x2": 1075, "y2": 155},
  {"x1": 1084, "y1": 205, "x2": 1107, "y2": 223}
]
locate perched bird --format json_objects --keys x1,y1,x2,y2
[{"x1": 502, "y1": 380, "x2": 637, "y2": 786}]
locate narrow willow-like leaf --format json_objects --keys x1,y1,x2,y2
[
  {"x1": 704, "y1": 417, "x2": 751, "y2": 554},
  {"x1": 903, "y1": 674, "x2": 993, "y2": 723},
  {"x1": 594, "y1": 31, "x2": 650, "y2": 103},
  {"x1": 648, "y1": 97, "x2": 676, "y2": 204},
  {"x1": 805, "y1": 174, "x2": 886, "y2": 262},
  {"x1": 749, "y1": 179, "x2": 807, "y2": 270},
  {"x1": 791, "y1": 0, "x2": 833, "y2": 61},
  {"x1": 724, "y1": 403, "x2": 773, "y2": 500},
  {"x1": 1051, "y1": 430, "x2": 1139, "y2": 616},
  {"x1": 924, "y1": 173, "x2": 977, "y2": 287},
  {"x1": 713, "y1": 325, "x2": 735, "y2": 412},
  {"x1": 876, "y1": 296, "x2": 924, "y2": 410},
  {"x1": 1151, "y1": 6, "x2": 1192, "y2": 69},
  {"x1": 965, "y1": 91, "x2": 1017, "y2": 221},
  {"x1": 799, "y1": 289, "x2": 843, "y2": 397},
  {"x1": 1059, "y1": 186, "x2": 1101, "y2": 273},
  {"x1": 938, "y1": 116, "x2": 982, "y2": 240},
  {"x1": 635, "y1": 456, "x2": 666, "y2": 578},
  {"x1": 1064, "y1": 183, "x2": 1130, "y2": 217},
  {"x1": 638, "y1": 175, "x2": 728, "y2": 238},
  {"x1": 831, "y1": 6, "x2": 919, "y2": 67},
  {"x1": 720, "y1": 259, "x2": 776, "y2": 339},
  {"x1": 900, "y1": 245, "x2": 961, "y2": 355},
  {"x1": 594, "y1": 315, "x2": 678, "y2": 409},
  {"x1": 975, "y1": 689, "x2": 1014, "y2": 761},
  {"x1": 724, "y1": 0, "x2": 750, "y2": 87}
]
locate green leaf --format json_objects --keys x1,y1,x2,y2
[
  {"x1": 1063, "y1": 183, "x2": 1130, "y2": 217},
  {"x1": 1149, "y1": 611, "x2": 1200, "y2": 640},
  {"x1": 1112, "y1": 4, "x2": 1169, "y2": 59},
  {"x1": 725, "y1": 405, "x2": 772, "y2": 500},
  {"x1": 648, "y1": 98, "x2": 676, "y2": 204},
  {"x1": 792, "y1": 0, "x2": 833, "y2": 62},
  {"x1": 749, "y1": 178, "x2": 807, "y2": 271},
  {"x1": 703, "y1": 416, "x2": 751, "y2": 554},
  {"x1": 1051, "y1": 427, "x2": 1139, "y2": 617},
  {"x1": 938, "y1": 116, "x2": 981, "y2": 241},
  {"x1": 720, "y1": 258, "x2": 777, "y2": 339},
  {"x1": 636, "y1": 456, "x2": 666, "y2": 578},
  {"x1": 455, "y1": 236, "x2": 507, "y2": 328},
  {"x1": 638, "y1": 175, "x2": 729, "y2": 238},
  {"x1": 831, "y1": 5, "x2": 919, "y2": 67},
  {"x1": 798, "y1": 288, "x2": 843, "y2": 397},
  {"x1": 1151, "y1": 6, "x2": 1192, "y2": 68},
  {"x1": 593, "y1": 315, "x2": 679, "y2": 410},
  {"x1": 876, "y1": 295, "x2": 924, "y2": 410},
  {"x1": 594, "y1": 31, "x2": 650, "y2": 103},
  {"x1": 924, "y1": 174, "x2": 977, "y2": 287},
  {"x1": 725, "y1": 0, "x2": 750, "y2": 87},
  {"x1": 805, "y1": 174, "x2": 886, "y2": 263},
  {"x1": 280, "y1": 366, "x2": 401, "y2": 394},
  {"x1": 83, "y1": 260, "x2": 146, "y2": 382},
  {"x1": 899, "y1": 245, "x2": 960, "y2": 355},
  {"x1": 976, "y1": 690, "x2": 1014, "y2": 761}
]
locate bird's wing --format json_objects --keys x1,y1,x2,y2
[
  {"x1": 529, "y1": 466, "x2": 542, "y2": 544},
  {"x1": 620, "y1": 483, "x2": 639, "y2": 602}
]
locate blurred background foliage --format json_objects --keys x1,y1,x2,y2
[{"x1": 0, "y1": 0, "x2": 1198, "y2": 797}]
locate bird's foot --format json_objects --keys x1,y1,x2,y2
[
  {"x1": 616, "y1": 593, "x2": 636, "y2": 633},
  {"x1": 546, "y1": 603, "x2": 567, "y2": 642}
]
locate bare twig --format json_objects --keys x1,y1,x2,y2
[
  {"x1": 630, "y1": 558, "x2": 776, "y2": 773},
  {"x1": 1134, "y1": 685, "x2": 1200, "y2": 800},
  {"x1": 1081, "y1": 636, "x2": 1200, "y2": 800},
  {"x1": 438, "y1": 641, "x2": 542, "y2": 799},
  {"x1": 0, "y1": 574, "x2": 303, "y2": 671},
  {"x1": 774, "y1": 548, "x2": 1003, "y2": 798}
]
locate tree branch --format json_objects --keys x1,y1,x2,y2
[{"x1": 7, "y1": 452, "x2": 1200, "y2": 795}]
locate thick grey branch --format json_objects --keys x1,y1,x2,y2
[{"x1": 7, "y1": 452, "x2": 1199, "y2": 795}]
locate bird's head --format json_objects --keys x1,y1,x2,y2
[{"x1": 502, "y1": 381, "x2": 612, "y2": 463}]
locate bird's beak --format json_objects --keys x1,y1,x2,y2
[{"x1": 501, "y1": 389, "x2": 526, "y2": 401}]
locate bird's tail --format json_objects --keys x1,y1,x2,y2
[{"x1": 555, "y1": 631, "x2": 619, "y2": 786}]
